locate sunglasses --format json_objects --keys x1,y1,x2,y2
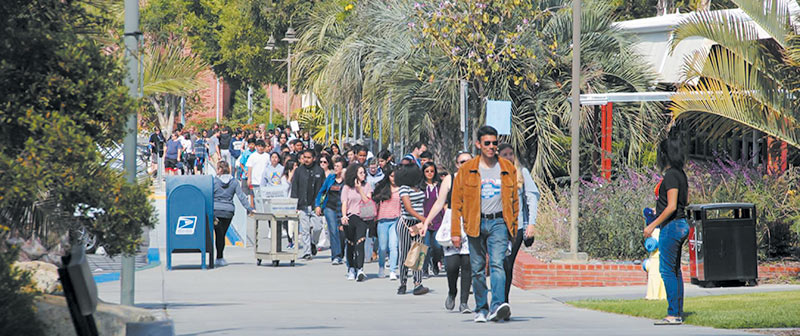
[
  {"x1": 457, "y1": 160, "x2": 469, "y2": 164},
  {"x1": 320, "y1": 160, "x2": 328, "y2": 164},
  {"x1": 482, "y1": 141, "x2": 498, "y2": 146}
]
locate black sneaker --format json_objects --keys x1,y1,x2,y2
[
  {"x1": 311, "y1": 243, "x2": 317, "y2": 256},
  {"x1": 413, "y1": 285, "x2": 429, "y2": 296},
  {"x1": 488, "y1": 303, "x2": 511, "y2": 322},
  {"x1": 445, "y1": 295, "x2": 456, "y2": 310},
  {"x1": 432, "y1": 263, "x2": 440, "y2": 276},
  {"x1": 397, "y1": 284, "x2": 407, "y2": 295}
]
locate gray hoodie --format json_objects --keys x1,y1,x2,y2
[{"x1": 213, "y1": 174, "x2": 254, "y2": 218}]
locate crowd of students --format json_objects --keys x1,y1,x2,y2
[{"x1": 152, "y1": 121, "x2": 690, "y2": 325}]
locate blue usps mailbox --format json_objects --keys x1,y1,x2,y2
[{"x1": 166, "y1": 175, "x2": 215, "y2": 270}]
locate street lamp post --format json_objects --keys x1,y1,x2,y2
[{"x1": 265, "y1": 26, "x2": 299, "y2": 120}]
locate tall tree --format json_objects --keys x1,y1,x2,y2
[{"x1": 0, "y1": 0, "x2": 156, "y2": 256}]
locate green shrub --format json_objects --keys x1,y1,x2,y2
[
  {"x1": 576, "y1": 169, "x2": 658, "y2": 260},
  {"x1": 0, "y1": 247, "x2": 45, "y2": 336},
  {"x1": 539, "y1": 158, "x2": 800, "y2": 261}
]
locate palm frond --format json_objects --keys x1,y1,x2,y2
[
  {"x1": 732, "y1": 0, "x2": 792, "y2": 47},
  {"x1": 142, "y1": 44, "x2": 208, "y2": 97},
  {"x1": 671, "y1": 79, "x2": 800, "y2": 149}
]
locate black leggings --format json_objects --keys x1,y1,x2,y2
[
  {"x1": 445, "y1": 254, "x2": 472, "y2": 304},
  {"x1": 344, "y1": 214, "x2": 368, "y2": 270},
  {"x1": 214, "y1": 217, "x2": 232, "y2": 259},
  {"x1": 504, "y1": 229, "x2": 524, "y2": 303}
]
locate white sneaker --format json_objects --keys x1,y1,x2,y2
[
  {"x1": 357, "y1": 269, "x2": 366, "y2": 282},
  {"x1": 347, "y1": 268, "x2": 356, "y2": 280},
  {"x1": 215, "y1": 258, "x2": 227, "y2": 267},
  {"x1": 389, "y1": 272, "x2": 398, "y2": 281},
  {"x1": 488, "y1": 303, "x2": 511, "y2": 322},
  {"x1": 474, "y1": 311, "x2": 487, "y2": 323}
]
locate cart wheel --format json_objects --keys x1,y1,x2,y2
[
  {"x1": 746, "y1": 279, "x2": 758, "y2": 287},
  {"x1": 257, "y1": 259, "x2": 262, "y2": 266},
  {"x1": 290, "y1": 260, "x2": 295, "y2": 266},
  {"x1": 272, "y1": 260, "x2": 279, "y2": 267}
]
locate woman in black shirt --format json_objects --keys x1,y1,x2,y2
[{"x1": 644, "y1": 137, "x2": 689, "y2": 325}]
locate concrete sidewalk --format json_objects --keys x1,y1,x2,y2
[{"x1": 96, "y1": 245, "x2": 798, "y2": 336}]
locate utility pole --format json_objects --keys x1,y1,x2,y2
[
  {"x1": 389, "y1": 93, "x2": 393, "y2": 154},
  {"x1": 269, "y1": 85, "x2": 273, "y2": 126},
  {"x1": 562, "y1": 0, "x2": 587, "y2": 262},
  {"x1": 247, "y1": 86, "x2": 253, "y2": 124},
  {"x1": 345, "y1": 105, "x2": 350, "y2": 144},
  {"x1": 216, "y1": 78, "x2": 221, "y2": 122},
  {"x1": 460, "y1": 80, "x2": 469, "y2": 152},
  {"x1": 122, "y1": 0, "x2": 140, "y2": 306},
  {"x1": 286, "y1": 45, "x2": 292, "y2": 118},
  {"x1": 180, "y1": 96, "x2": 186, "y2": 125},
  {"x1": 324, "y1": 105, "x2": 329, "y2": 145},
  {"x1": 378, "y1": 105, "x2": 383, "y2": 152}
]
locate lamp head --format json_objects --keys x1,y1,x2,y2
[
  {"x1": 282, "y1": 26, "x2": 299, "y2": 43},
  {"x1": 264, "y1": 34, "x2": 276, "y2": 50}
]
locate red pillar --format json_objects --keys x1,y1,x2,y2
[
  {"x1": 600, "y1": 102, "x2": 613, "y2": 180},
  {"x1": 767, "y1": 137, "x2": 788, "y2": 175}
]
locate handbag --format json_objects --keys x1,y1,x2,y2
[
  {"x1": 435, "y1": 209, "x2": 453, "y2": 247},
  {"x1": 403, "y1": 240, "x2": 428, "y2": 271},
  {"x1": 359, "y1": 199, "x2": 376, "y2": 220}
]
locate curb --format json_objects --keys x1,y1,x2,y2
[{"x1": 94, "y1": 248, "x2": 161, "y2": 284}]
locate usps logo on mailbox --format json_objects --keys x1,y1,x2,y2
[{"x1": 176, "y1": 216, "x2": 197, "y2": 235}]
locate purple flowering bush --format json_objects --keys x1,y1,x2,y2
[
  {"x1": 535, "y1": 159, "x2": 800, "y2": 261},
  {"x1": 687, "y1": 159, "x2": 800, "y2": 260},
  {"x1": 575, "y1": 169, "x2": 660, "y2": 260}
]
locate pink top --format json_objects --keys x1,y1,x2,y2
[
  {"x1": 377, "y1": 189, "x2": 401, "y2": 220},
  {"x1": 341, "y1": 183, "x2": 373, "y2": 216}
]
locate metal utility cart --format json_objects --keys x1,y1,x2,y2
[{"x1": 250, "y1": 198, "x2": 299, "y2": 267}]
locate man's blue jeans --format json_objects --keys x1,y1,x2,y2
[
  {"x1": 323, "y1": 208, "x2": 343, "y2": 261},
  {"x1": 377, "y1": 217, "x2": 399, "y2": 273},
  {"x1": 659, "y1": 218, "x2": 689, "y2": 317},
  {"x1": 467, "y1": 217, "x2": 509, "y2": 314}
]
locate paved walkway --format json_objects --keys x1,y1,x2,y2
[
  {"x1": 96, "y1": 245, "x2": 800, "y2": 336},
  {"x1": 94, "y1": 196, "x2": 800, "y2": 335}
]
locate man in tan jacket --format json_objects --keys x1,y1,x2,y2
[{"x1": 451, "y1": 125, "x2": 519, "y2": 323}]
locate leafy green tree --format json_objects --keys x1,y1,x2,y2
[
  {"x1": 0, "y1": 0, "x2": 156, "y2": 256},
  {"x1": 609, "y1": 0, "x2": 736, "y2": 21},
  {"x1": 228, "y1": 86, "x2": 286, "y2": 127},
  {"x1": 294, "y1": 0, "x2": 666, "y2": 178}
]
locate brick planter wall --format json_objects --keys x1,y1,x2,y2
[{"x1": 513, "y1": 252, "x2": 800, "y2": 290}]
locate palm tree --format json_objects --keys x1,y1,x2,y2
[
  {"x1": 669, "y1": 0, "x2": 800, "y2": 151},
  {"x1": 294, "y1": 0, "x2": 665, "y2": 178},
  {"x1": 141, "y1": 44, "x2": 208, "y2": 136}
]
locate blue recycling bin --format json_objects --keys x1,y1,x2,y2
[{"x1": 166, "y1": 175, "x2": 215, "y2": 270}]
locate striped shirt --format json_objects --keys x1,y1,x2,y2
[{"x1": 399, "y1": 185, "x2": 425, "y2": 221}]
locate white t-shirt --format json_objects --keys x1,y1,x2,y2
[
  {"x1": 245, "y1": 152, "x2": 270, "y2": 186},
  {"x1": 179, "y1": 136, "x2": 192, "y2": 154}
]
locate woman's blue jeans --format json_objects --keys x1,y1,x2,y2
[
  {"x1": 377, "y1": 217, "x2": 399, "y2": 273},
  {"x1": 659, "y1": 218, "x2": 689, "y2": 317},
  {"x1": 323, "y1": 207, "x2": 343, "y2": 261},
  {"x1": 423, "y1": 229, "x2": 443, "y2": 272}
]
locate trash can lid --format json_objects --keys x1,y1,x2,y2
[{"x1": 686, "y1": 203, "x2": 755, "y2": 211}]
